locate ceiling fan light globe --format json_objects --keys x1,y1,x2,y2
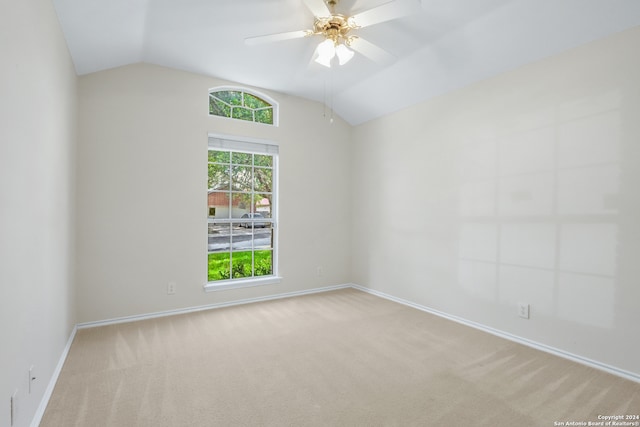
[
  {"x1": 315, "y1": 38, "x2": 336, "y2": 67},
  {"x1": 315, "y1": 54, "x2": 332, "y2": 68},
  {"x1": 317, "y1": 39, "x2": 336, "y2": 58},
  {"x1": 336, "y1": 44, "x2": 354, "y2": 65}
]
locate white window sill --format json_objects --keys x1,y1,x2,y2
[{"x1": 204, "y1": 276, "x2": 282, "y2": 292}]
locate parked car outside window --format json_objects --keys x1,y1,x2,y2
[{"x1": 240, "y1": 213, "x2": 267, "y2": 228}]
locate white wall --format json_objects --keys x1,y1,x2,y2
[
  {"x1": 352, "y1": 26, "x2": 640, "y2": 376},
  {"x1": 76, "y1": 63, "x2": 352, "y2": 323},
  {"x1": 2, "y1": 8, "x2": 637, "y2": 427},
  {"x1": 0, "y1": 0, "x2": 78, "y2": 425}
]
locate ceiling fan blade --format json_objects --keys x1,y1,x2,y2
[
  {"x1": 349, "y1": 37, "x2": 395, "y2": 64},
  {"x1": 245, "y1": 30, "x2": 309, "y2": 46},
  {"x1": 350, "y1": 0, "x2": 417, "y2": 28},
  {"x1": 302, "y1": 0, "x2": 331, "y2": 17}
]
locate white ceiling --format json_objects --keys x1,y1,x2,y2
[{"x1": 52, "y1": 0, "x2": 640, "y2": 125}]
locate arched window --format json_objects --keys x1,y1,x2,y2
[{"x1": 209, "y1": 87, "x2": 277, "y2": 126}]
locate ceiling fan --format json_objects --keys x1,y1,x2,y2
[{"x1": 245, "y1": 0, "x2": 417, "y2": 67}]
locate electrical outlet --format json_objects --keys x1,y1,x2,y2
[
  {"x1": 518, "y1": 303, "x2": 530, "y2": 319},
  {"x1": 167, "y1": 282, "x2": 176, "y2": 295},
  {"x1": 316, "y1": 267, "x2": 323, "y2": 278}
]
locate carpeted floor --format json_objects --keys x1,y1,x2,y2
[{"x1": 41, "y1": 288, "x2": 640, "y2": 426}]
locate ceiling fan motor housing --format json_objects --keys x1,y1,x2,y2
[{"x1": 313, "y1": 14, "x2": 357, "y2": 45}]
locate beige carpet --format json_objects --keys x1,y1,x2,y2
[{"x1": 41, "y1": 288, "x2": 640, "y2": 426}]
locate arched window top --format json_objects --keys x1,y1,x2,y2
[{"x1": 209, "y1": 87, "x2": 278, "y2": 126}]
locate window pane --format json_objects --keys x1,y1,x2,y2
[
  {"x1": 208, "y1": 150, "x2": 230, "y2": 164},
  {"x1": 208, "y1": 89, "x2": 275, "y2": 126},
  {"x1": 244, "y1": 93, "x2": 270, "y2": 109},
  {"x1": 231, "y1": 222, "x2": 253, "y2": 250},
  {"x1": 230, "y1": 194, "x2": 252, "y2": 217},
  {"x1": 232, "y1": 107, "x2": 253, "y2": 121},
  {"x1": 253, "y1": 228, "x2": 273, "y2": 251},
  {"x1": 254, "y1": 108, "x2": 274, "y2": 125},
  {"x1": 231, "y1": 251, "x2": 253, "y2": 278},
  {"x1": 207, "y1": 224, "x2": 231, "y2": 282},
  {"x1": 232, "y1": 152, "x2": 252, "y2": 165},
  {"x1": 208, "y1": 252, "x2": 231, "y2": 281},
  {"x1": 232, "y1": 166, "x2": 252, "y2": 192},
  {"x1": 210, "y1": 97, "x2": 231, "y2": 117},
  {"x1": 255, "y1": 194, "x2": 272, "y2": 218},
  {"x1": 254, "y1": 168, "x2": 272, "y2": 193},
  {"x1": 254, "y1": 154, "x2": 272, "y2": 167},
  {"x1": 216, "y1": 91, "x2": 242, "y2": 106},
  {"x1": 208, "y1": 223, "x2": 231, "y2": 252},
  {"x1": 208, "y1": 164, "x2": 230, "y2": 191},
  {"x1": 208, "y1": 192, "x2": 233, "y2": 218},
  {"x1": 254, "y1": 250, "x2": 273, "y2": 277}
]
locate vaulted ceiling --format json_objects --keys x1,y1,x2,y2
[{"x1": 52, "y1": 0, "x2": 640, "y2": 125}]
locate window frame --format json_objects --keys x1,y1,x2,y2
[
  {"x1": 205, "y1": 134, "x2": 280, "y2": 292},
  {"x1": 208, "y1": 86, "x2": 279, "y2": 127}
]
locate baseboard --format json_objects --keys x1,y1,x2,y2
[
  {"x1": 77, "y1": 283, "x2": 352, "y2": 329},
  {"x1": 30, "y1": 284, "x2": 351, "y2": 425},
  {"x1": 351, "y1": 284, "x2": 640, "y2": 384},
  {"x1": 33, "y1": 281, "x2": 638, "y2": 426},
  {"x1": 30, "y1": 324, "x2": 78, "y2": 427}
]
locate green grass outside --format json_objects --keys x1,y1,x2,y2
[{"x1": 208, "y1": 250, "x2": 273, "y2": 281}]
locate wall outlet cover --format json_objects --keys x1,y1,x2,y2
[{"x1": 518, "y1": 303, "x2": 530, "y2": 319}]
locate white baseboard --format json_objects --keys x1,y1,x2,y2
[
  {"x1": 31, "y1": 325, "x2": 78, "y2": 427},
  {"x1": 77, "y1": 283, "x2": 352, "y2": 329},
  {"x1": 31, "y1": 284, "x2": 352, "y2": 425},
  {"x1": 33, "y1": 281, "x2": 638, "y2": 426},
  {"x1": 351, "y1": 284, "x2": 640, "y2": 384}
]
